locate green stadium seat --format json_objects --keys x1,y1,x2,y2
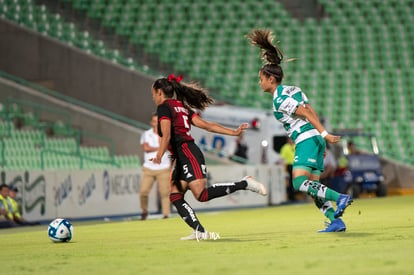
[
  {"x1": 7, "y1": 102, "x2": 22, "y2": 119},
  {"x1": 53, "y1": 120, "x2": 72, "y2": 137},
  {"x1": 106, "y1": 49, "x2": 123, "y2": 64},
  {"x1": 92, "y1": 39, "x2": 109, "y2": 57},
  {"x1": 62, "y1": 22, "x2": 78, "y2": 46},
  {"x1": 75, "y1": 30, "x2": 93, "y2": 51},
  {"x1": 72, "y1": 0, "x2": 89, "y2": 12},
  {"x1": 49, "y1": 22, "x2": 64, "y2": 40},
  {"x1": 22, "y1": 111, "x2": 38, "y2": 128},
  {"x1": 5, "y1": 2, "x2": 23, "y2": 23},
  {"x1": 101, "y1": 4, "x2": 120, "y2": 29},
  {"x1": 115, "y1": 13, "x2": 134, "y2": 38},
  {"x1": 86, "y1": 1, "x2": 105, "y2": 20}
]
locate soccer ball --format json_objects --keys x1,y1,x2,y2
[{"x1": 48, "y1": 218, "x2": 73, "y2": 242}]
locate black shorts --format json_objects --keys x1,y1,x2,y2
[{"x1": 171, "y1": 141, "x2": 207, "y2": 184}]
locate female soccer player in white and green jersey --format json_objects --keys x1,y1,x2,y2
[{"x1": 247, "y1": 29, "x2": 352, "y2": 232}]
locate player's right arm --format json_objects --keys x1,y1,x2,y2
[
  {"x1": 153, "y1": 119, "x2": 170, "y2": 164},
  {"x1": 295, "y1": 104, "x2": 340, "y2": 144},
  {"x1": 192, "y1": 115, "x2": 248, "y2": 136},
  {"x1": 152, "y1": 104, "x2": 172, "y2": 164}
]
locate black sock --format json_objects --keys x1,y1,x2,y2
[
  {"x1": 198, "y1": 180, "x2": 247, "y2": 202},
  {"x1": 170, "y1": 193, "x2": 205, "y2": 232}
]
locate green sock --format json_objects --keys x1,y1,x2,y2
[
  {"x1": 325, "y1": 208, "x2": 336, "y2": 221},
  {"x1": 325, "y1": 188, "x2": 340, "y2": 202},
  {"x1": 315, "y1": 197, "x2": 337, "y2": 221},
  {"x1": 293, "y1": 176, "x2": 341, "y2": 202}
]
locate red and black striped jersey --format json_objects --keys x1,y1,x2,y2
[{"x1": 157, "y1": 99, "x2": 196, "y2": 153}]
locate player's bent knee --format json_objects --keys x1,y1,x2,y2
[
  {"x1": 292, "y1": 175, "x2": 308, "y2": 191},
  {"x1": 197, "y1": 189, "x2": 208, "y2": 202},
  {"x1": 169, "y1": 193, "x2": 184, "y2": 203}
]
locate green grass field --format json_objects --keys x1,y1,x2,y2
[{"x1": 1, "y1": 195, "x2": 414, "y2": 275}]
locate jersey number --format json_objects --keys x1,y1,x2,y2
[{"x1": 182, "y1": 115, "x2": 190, "y2": 136}]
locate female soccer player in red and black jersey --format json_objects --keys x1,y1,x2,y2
[{"x1": 151, "y1": 74, "x2": 267, "y2": 241}]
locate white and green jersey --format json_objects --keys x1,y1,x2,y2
[{"x1": 273, "y1": 85, "x2": 320, "y2": 144}]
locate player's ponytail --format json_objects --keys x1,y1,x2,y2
[
  {"x1": 153, "y1": 75, "x2": 213, "y2": 111},
  {"x1": 247, "y1": 29, "x2": 283, "y2": 65},
  {"x1": 247, "y1": 29, "x2": 284, "y2": 83}
]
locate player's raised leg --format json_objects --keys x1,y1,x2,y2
[{"x1": 196, "y1": 176, "x2": 267, "y2": 202}]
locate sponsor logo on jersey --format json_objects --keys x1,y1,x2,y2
[
  {"x1": 174, "y1": 106, "x2": 188, "y2": 114},
  {"x1": 285, "y1": 86, "x2": 298, "y2": 94}
]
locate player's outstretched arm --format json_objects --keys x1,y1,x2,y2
[{"x1": 192, "y1": 116, "x2": 248, "y2": 136}]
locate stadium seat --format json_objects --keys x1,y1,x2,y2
[
  {"x1": 86, "y1": 0, "x2": 105, "y2": 20},
  {"x1": 72, "y1": 0, "x2": 89, "y2": 12}
]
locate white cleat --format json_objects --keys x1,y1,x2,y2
[
  {"x1": 243, "y1": 176, "x2": 268, "y2": 196},
  {"x1": 180, "y1": 231, "x2": 221, "y2": 241},
  {"x1": 180, "y1": 231, "x2": 199, "y2": 241}
]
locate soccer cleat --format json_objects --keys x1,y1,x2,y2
[
  {"x1": 243, "y1": 176, "x2": 268, "y2": 196},
  {"x1": 180, "y1": 231, "x2": 221, "y2": 241},
  {"x1": 180, "y1": 231, "x2": 199, "y2": 241},
  {"x1": 334, "y1": 194, "x2": 353, "y2": 218},
  {"x1": 318, "y1": 218, "x2": 346, "y2": 233}
]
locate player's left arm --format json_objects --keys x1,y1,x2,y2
[
  {"x1": 295, "y1": 104, "x2": 340, "y2": 144},
  {"x1": 192, "y1": 115, "x2": 248, "y2": 136}
]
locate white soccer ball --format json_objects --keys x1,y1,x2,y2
[{"x1": 48, "y1": 218, "x2": 73, "y2": 242}]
